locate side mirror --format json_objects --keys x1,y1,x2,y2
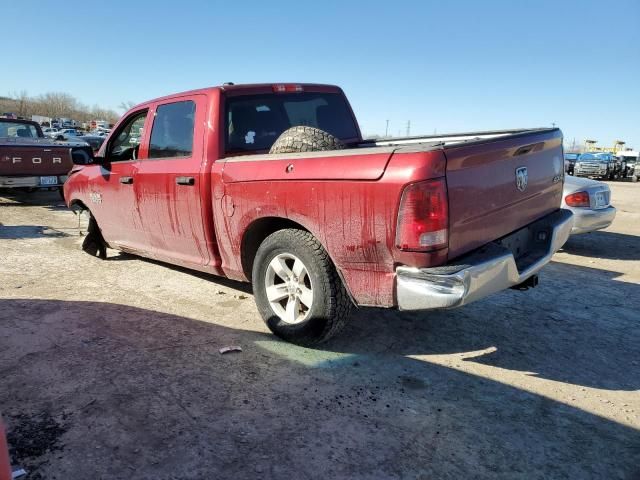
[{"x1": 70, "y1": 146, "x2": 103, "y2": 165}]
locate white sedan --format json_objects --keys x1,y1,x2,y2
[{"x1": 562, "y1": 176, "x2": 616, "y2": 234}]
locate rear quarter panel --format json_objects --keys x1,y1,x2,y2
[{"x1": 217, "y1": 149, "x2": 447, "y2": 306}]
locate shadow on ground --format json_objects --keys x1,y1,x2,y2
[
  {"x1": 0, "y1": 225, "x2": 71, "y2": 239},
  {"x1": 105, "y1": 252, "x2": 254, "y2": 294},
  {"x1": 103, "y1": 248, "x2": 640, "y2": 392},
  {"x1": 562, "y1": 230, "x2": 640, "y2": 261},
  {"x1": 0, "y1": 299, "x2": 638, "y2": 479},
  {"x1": 326, "y1": 261, "x2": 640, "y2": 392},
  {"x1": 0, "y1": 189, "x2": 67, "y2": 210}
]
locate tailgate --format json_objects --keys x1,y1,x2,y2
[
  {"x1": 445, "y1": 129, "x2": 564, "y2": 260},
  {"x1": 0, "y1": 142, "x2": 73, "y2": 176}
]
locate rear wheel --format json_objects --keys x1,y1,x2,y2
[{"x1": 252, "y1": 229, "x2": 352, "y2": 345}]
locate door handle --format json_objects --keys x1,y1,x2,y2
[
  {"x1": 176, "y1": 176, "x2": 195, "y2": 186},
  {"x1": 119, "y1": 176, "x2": 134, "y2": 184}
]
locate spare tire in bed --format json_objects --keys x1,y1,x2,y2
[{"x1": 269, "y1": 126, "x2": 345, "y2": 154}]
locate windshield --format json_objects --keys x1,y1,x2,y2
[
  {"x1": 619, "y1": 155, "x2": 638, "y2": 163},
  {"x1": 578, "y1": 153, "x2": 609, "y2": 162},
  {"x1": 0, "y1": 120, "x2": 40, "y2": 138},
  {"x1": 225, "y1": 92, "x2": 359, "y2": 153}
]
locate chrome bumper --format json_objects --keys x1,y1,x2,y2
[
  {"x1": 396, "y1": 209, "x2": 573, "y2": 310},
  {"x1": 569, "y1": 206, "x2": 616, "y2": 234},
  {"x1": 574, "y1": 170, "x2": 607, "y2": 177}
]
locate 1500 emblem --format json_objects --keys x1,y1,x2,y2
[{"x1": 515, "y1": 167, "x2": 528, "y2": 192}]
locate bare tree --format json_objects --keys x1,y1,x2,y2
[
  {"x1": 10, "y1": 90, "x2": 30, "y2": 117},
  {"x1": 118, "y1": 100, "x2": 136, "y2": 112},
  {"x1": 35, "y1": 92, "x2": 78, "y2": 118},
  {"x1": 1, "y1": 91, "x2": 121, "y2": 125}
]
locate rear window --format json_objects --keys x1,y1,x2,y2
[
  {"x1": 0, "y1": 120, "x2": 39, "y2": 138},
  {"x1": 225, "y1": 92, "x2": 359, "y2": 153}
]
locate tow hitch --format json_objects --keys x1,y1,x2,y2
[{"x1": 510, "y1": 274, "x2": 539, "y2": 291}]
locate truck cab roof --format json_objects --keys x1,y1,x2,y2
[{"x1": 128, "y1": 83, "x2": 344, "y2": 110}]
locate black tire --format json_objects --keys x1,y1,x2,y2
[
  {"x1": 82, "y1": 212, "x2": 107, "y2": 260},
  {"x1": 269, "y1": 126, "x2": 345, "y2": 155},
  {"x1": 58, "y1": 186, "x2": 65, "y2": 201},
  {"x1": 252, "y1": 229, "x2": 352, "y2": 345}
]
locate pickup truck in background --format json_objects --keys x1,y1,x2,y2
[
  {"x1": 616, "y1": 150, "x2": 639, "y2": 182},
  {"x1": 64, "y1": 83, "x2": 572, "y2": 345},
  {"x1": 0, "y1": 118, "x2": 75, "y2": 195},
  {"x1": 574, "y1": 152, "x2": 624, "y2": 180}
]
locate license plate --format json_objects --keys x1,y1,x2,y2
[
  {"x1": 39, "y1": 176, "x2": 58, "y2": 185},
  {"x1": 595, "y1": 191, "x2": 607, "y2": 208}
]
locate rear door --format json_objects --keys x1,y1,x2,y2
[
  {"x1": 445, "y1": 129, "x2": 564, "y2": 259},
  {"x1": 134, "y1": 96, "x2": 209, "y2": 266}
]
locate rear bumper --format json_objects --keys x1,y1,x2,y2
[
  {"x1": 0, "y1": 175, "x2": 68, "y2": 188},
  {"x1": 396, "y1": 209, "x2": 573, "y2": 310},
  {"x1": 569, "y1": 206, "x2": 616, "y2": 234}
]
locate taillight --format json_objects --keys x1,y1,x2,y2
[
  {"x1": 272, "y1": 84, "x2": 304, "y2": 93},
  {"x1": 396, "y1": 178, "x2": 449, "y2": 251},
  {"x1": 565, "y1": 191, "x2": 590, "y2": 207}
]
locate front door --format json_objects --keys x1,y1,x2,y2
[
  {"x1": 134, "y1": 97, "x2": 209, "y2": 266},
  {"x1": 87, "y1": 109, "x2": 150, "y2": 253}
]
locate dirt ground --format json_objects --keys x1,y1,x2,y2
[{"x1": 0, "y1": 183, "x2": 638, "y2": 480}]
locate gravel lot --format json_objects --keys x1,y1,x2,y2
[{"x1": 0, "y1": 183, "x2": 639, "y2": 479}]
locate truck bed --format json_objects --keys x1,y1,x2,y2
[
  {"x1": 224, "y1": 127, "x2": 563, "y2": 266},
  {"x1": 373, "y1": 128, "x2": 564, "y2": 259},
  {"x1": 365, "y1": 128, "x2": 544, "y2": 148}
]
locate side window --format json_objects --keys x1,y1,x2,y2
[
  {"x1": 148, "y1": 101, "x2": 195, "y2": 159},
  {"x1": 108, "y1": 110, "x2": 148, "y2": 162}
]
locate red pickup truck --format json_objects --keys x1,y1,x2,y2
[
  {"x1": 64, "y1": 83, "x2": 572, "y2": 345},
  {"x1": 0, "y1": 118, "x2": 74, "y2": 194}
]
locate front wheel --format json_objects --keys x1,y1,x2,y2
[{"x1": 252, "y1": 229, "x2": 352, "y2": 345}]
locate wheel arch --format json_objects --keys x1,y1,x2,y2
[
  {"x1": 240, "y1": 217, "x2": 310, "y2": 281},
  {"x1": 69, "y1": 198, "x2": 89, "y2": 211},
  {"x1": 239, "y1": 217, "x2": 356, "y2": 306}
]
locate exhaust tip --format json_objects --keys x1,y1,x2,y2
[{"x1": 510, "y1": 274, "x2": 539, "y2": 291}]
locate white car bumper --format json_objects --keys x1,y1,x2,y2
[{"x1": 569, "y1": 206, "x2": 616, "y2": 234}]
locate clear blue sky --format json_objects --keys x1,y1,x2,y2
[{"x1": 4, "y1": 0, "x2": 640, "y2": 148}]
